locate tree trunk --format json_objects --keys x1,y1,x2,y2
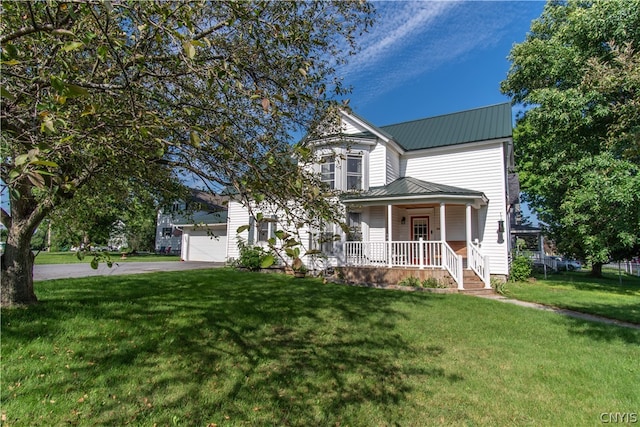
[
  {"x1": 590, "y1": 262, "x2": 603, "y2": 278},
  {"x1": 1, "y1": 223, "x2": 37, "y2": 306}
]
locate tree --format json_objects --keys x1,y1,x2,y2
[
  {"x1": 47, "y1": 176, "x2": 174, "y2": 252},
  {"x1": 1, "y1": 1, "x2": 374, "y2": 306},
  {"x1": 501, "y1": 0, "x2": 640, "y2": 276}
]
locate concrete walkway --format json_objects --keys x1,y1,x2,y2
[{"x1": 477, "y1": 294, "x2": 640, "y2": 330}]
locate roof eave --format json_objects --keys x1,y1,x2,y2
[
  {"x1": 341, "y1": 193, "x2": 488, "y2": 209},
  {"x1": 175, "y1": 222, "x2": 227, "y2": 227},
  {"x1": 402, "y1": 136, "x2": 512, "y2": 156},
  {"x1": 341, "y1": 110, "x2": 395, "y2": 142},
  {"x1": 310, "y1": 134, "x2": 378, "y2": 148}
]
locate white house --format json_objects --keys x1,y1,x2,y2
[
  {"x1": 155, "y1": 190, "x2": 228, "y2": 262},
  {"x1": 225, "y1": 103, "x2": 517, "y2": 289}
]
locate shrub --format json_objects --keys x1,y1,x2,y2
[
  {"x1": 422, "y1": 277, "x2": 447, "y2": 288},
  {"x1": 491, "y1": 277, "x2": 506, "y2": 295},
  {"x1": 398, "y1": 276, "x2": 421, "y2": 287},
  {"x1": 510, "y1": 255, "x2": 532, "y2": 282},
  {"x1": 237, "y1": 242, "x2": 274, "y2": 271}
]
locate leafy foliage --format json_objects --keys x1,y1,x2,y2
[
  {"x1": 397, "y1": 276, "x2": 422, "y2": 288},
  {"x1": 396, "y1": 276, "x2": 446, "y2": 288},
  {"x1": 236, "y1": 240, "x2": 275, "y2": 272},
  {"x1": 491, "y1": 277, "x2": 506, "y2": 295},
  {"x1": 510, "y1": 255, "x2": 533, "y2": 282},
  {"x1": 0, "y1": 1, "x2": 374, "y2": 305},
  {"x1": 501, "y1": 0, "x2": 640, "y2": 273},
  {"x1": 422, "y1": 277, "x2": 447, "y2": 289}
]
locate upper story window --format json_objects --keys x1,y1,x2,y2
[
  {"x1": 346, "y1": 155, "x2": 362, "y2": 190},
  {"x1": 320, "y1": 156, "x2": 335, "y2": 189}
]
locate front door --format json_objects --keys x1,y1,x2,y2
[
  {"x1": 411, "y1": 217, "x2": 430, "y2": 264},
  {"x1": 411, "y1": 217, "x2": 430, "y2": 241}
]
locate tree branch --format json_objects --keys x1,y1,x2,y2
[
  {"x1": 0, "y1": 24, "x2": 55, "y2": 44},
  {"x1": 0, "y1": 207, "x2": 11, "y2": 230},
  {"x1": 193, "y1": 20, "x2": 229, "y2": 41}
]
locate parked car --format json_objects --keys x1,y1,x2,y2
[{"x1": 553, "y1": 256, "x2": 582, "y2": 271}]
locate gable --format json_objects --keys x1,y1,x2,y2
[{"x1": 341, "y1": 113, "x2": 374, "y2": 136}]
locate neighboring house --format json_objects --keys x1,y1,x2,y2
[
  {"x1": 107, "y1": 220, "x2": 128, "y2": 251},
  {"x1": 155, "y1": 190, "x2": 228, "y2": 262},
  {"x1": 227, "y1": 103, "x2": 518, "y2": 289}
]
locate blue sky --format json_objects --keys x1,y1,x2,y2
[
  {"x1": 1, "y1": 1, "x2": 546, "y2": 221},
  {"x1": 337, "y1": 0, "x2": 546, "y2": 224},
  {"x1": 338, "y1": 0, "x2": 546, "y2": 126}
]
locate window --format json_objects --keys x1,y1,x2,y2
[
  {"x1": 257, "y1": 220, "x2": 270, "y2": 242},
  {"x1": 346, "y1": 155, "x2": 362, "y2": 190},
  {"x1": 253, "y1": 215, "x2": 277, "y2": 243},
  {"x1": 310, "y1": 222, "x2": 336, "y2": 255},
  {"x1": 346, "y1": 212, "x2": 362, "y2": 241},
  {"x1": 162, "y1": 227, "x2": 173, "y2": 237},
  {"x1": 320, "y1": 156, "x2": 335, "y2": 189}
]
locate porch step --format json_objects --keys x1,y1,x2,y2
[
  {"x1": 459, "y1": 287, "x2": 496, "y2": 296},
  {"x1": 460, "y1": 270, "x2": 493, "y2": 294}
]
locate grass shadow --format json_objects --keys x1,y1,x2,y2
[{"x1": 2, "y1": 268, "x2": 453, "y2": 425}]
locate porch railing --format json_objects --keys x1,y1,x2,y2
[
  {"x1": 342, "y1": 240, "x2": 464, "y2": 288},
  {"x1": 467, "y1": 241, "x2": 491, "y2": 288}
]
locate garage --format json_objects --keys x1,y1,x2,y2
[{"x1": 180, "y1": 225, "x2": 227, "y2": 262}]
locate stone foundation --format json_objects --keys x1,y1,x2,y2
[{"x1": 335, "y1": 266, "x2": 456, "y2": 288}]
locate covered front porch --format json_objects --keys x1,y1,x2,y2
[{"x1": 333, "y1": 177, "x2": 493, "y2": 290}]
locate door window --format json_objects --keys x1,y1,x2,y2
[{"x1": 412, "y1": 217, "x2": 430, "y2": 240}]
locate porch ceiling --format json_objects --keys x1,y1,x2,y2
[{"x1": 341, "y1": 177, "x2": 488, "y2": 208}]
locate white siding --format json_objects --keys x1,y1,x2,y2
[
  {"x1": 226, "y1": 200, "x2": 251, "y2": 261},
  {"x1": 369, "y1": 144, "x2": 386, "y2": 188},
  {"x1": 342, "y1": 116, "x2": 371, "y2": 135},
  {"x1": 368, "y1": 206, "x2": 386, "y2": 241},
  {"x1": 386, "y1": 148, "x2": 400, "y2": 184},
  {"x1": 401, "y1": 142, "x2": 509, "y2": 275},
  {"x1": 444, "y1": 205, "x2": 466, "y2": 241},
  {"x1": 391, "y1": 206, "x2": 410, "y2": 241},
  {"x1": 226, "y1": 199, "x2": 319, "y2": 269}
]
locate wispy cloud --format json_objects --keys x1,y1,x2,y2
[
  {"x1": 340, "y1": 1, "x2": 525, "y2": 104},
  {"x1": 342, "y1": 1, "x2": 456, "y2": 76}
]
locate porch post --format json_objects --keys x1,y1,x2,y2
[
  {"x1": 387, "y1": 204, "x2": 393, "y2": 268},
  {"x1": 466, "y1": 203, "x2": 472, "y2": 269},
  {"x1": 439, "y1": 202, "x2": 446, "y2": 243}
]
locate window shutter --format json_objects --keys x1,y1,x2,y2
[
  {"x1": 270, "y1": 215, "x2": 277, "y2": 239},
  {"x1": 248, "y1": 216, "x2": 255, "y2": 245}
]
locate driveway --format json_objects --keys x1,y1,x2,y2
[{"x1": 34, "y1": 261, "x2": 223, "y2": 281}]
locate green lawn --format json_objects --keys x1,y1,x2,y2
[
  {"x1": 33, "y1": 251, "x2": 180, "y2": 265},
  {"x1": 504, "y1": 271, "x2": 640, "y2": 324},
  {"x1": 2, "y1": 269, "x2": 639, "y2": 426}
]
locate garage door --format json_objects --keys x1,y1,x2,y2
[{"x1": 182, "y1": 228, "x2": 227, "y2": 262}]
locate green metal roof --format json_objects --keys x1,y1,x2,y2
[
  {"x1": 341, "y1": 177, "x2": 487, "y2": 203},
  {"x1": 379, "y1": 103, "x2": 512, "y2": 151}
]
